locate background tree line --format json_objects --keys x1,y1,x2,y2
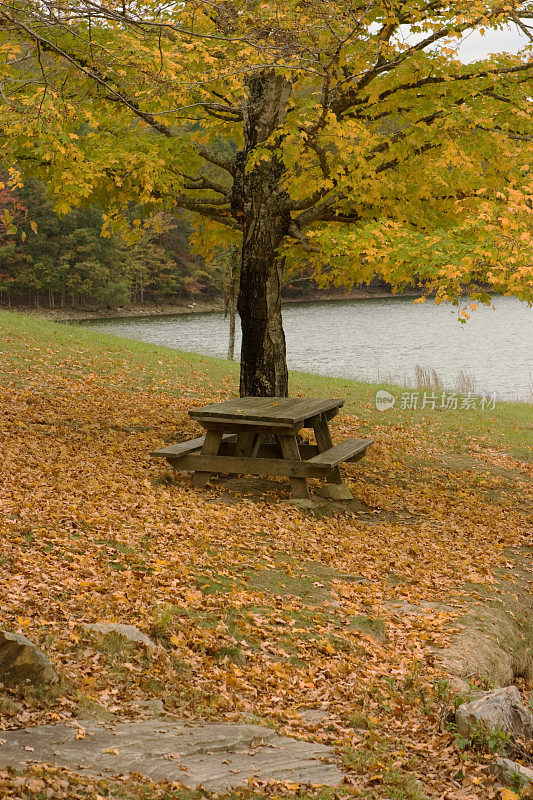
[
  {"x1": 0, "y1": 177, "x2": 234, "y2": 309},
  {"x1": 0, "y1": 177, "x2": 338, "y2": 311}
]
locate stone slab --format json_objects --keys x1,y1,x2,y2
[
  {"x1": 82, "y1": 624, "x2": 157, "y2": 650},
  {"x1": 0, "y1": 719, "x2": 343, "y2": 789}
]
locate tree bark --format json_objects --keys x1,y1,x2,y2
[
  {"x1": 236, "y1": 72, "x2": 291, "y2": 398},
  {"x1": 227, "y1": 304, "x2": 236, "y2": 361},
  {"x1": 225, "y1": 246, "x2": 238, "y2": 361}
]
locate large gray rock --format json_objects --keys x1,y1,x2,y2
[
  {"x1": 82, "y1": 623, "x2": 156, "y2": 650},
  {"x1": 0, "y1": 719, "x2": 342, "y2": 789},
  {"x1": 456, "y1": 686, "x2": 533, "y2": 741},
  {"x1": 492, "y1": 757, "x2": 533, "y2": 785},
  {"x1": 0, "y1": 630, "x2": 58, "y2": 685}
]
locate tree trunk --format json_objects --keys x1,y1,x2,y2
[
  {"x1": 225, "y1": 246, "x2": 238, "y2": 361},
  {"x1": 236, "y1": 72, "x2": 292, "y2": 398},
  {"x1": 227, "y1": 295, "x2": 236, "y2": 361},
  {"x1": 238, "y1": 245, "x2": 288, "y2": 396}
]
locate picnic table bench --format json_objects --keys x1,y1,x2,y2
[{"x1": 151, "y1": 397, "x2": 373, "y2": 500}]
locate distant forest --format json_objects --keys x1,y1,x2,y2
[
  {"x1": 0, "y1": 177, "x2": 237, "y2": 309},
  {"x1": 0, "y1": 178, "x2": 401, "y2": 312},
  {"x1": 1, "y1": 178, "x2": 350, "y2": 311}
]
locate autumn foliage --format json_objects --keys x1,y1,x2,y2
[
  {"x1": 0, "y1": 313, "x2": 531, "y2": 798},
  {"x1": 1, "y1": 0, "x2": 532, "y2": 393}
]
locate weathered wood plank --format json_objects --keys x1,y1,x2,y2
[
  {"x1": 235, "y1": 431, "x2": 258, "y2": 457},
  {"x1": 191, "y1": 430, "x2": 224, "y2": 488},
  {"x1": 313, "y1": 413, "x2": 343, "y2": 486},
  {"x1": 276, "y1": 434, "x2": 310, "y2": 499},
  {"x1": 217, "y1": 441, "x2": 318, "y2": 459},
  {"x1": 151, "y1": 433, "x2": 235, "y2": 458},
  {"x1": 165, "y1": 453, "x2": 331, "y2": 479},
  {"x1": 190, "y1": 397, "x2": 344, "y2": 426},
  {"x1": 315, "y1": 483, "x2": 354, "y2": 500},
  {"x1": 191, "y1": 416, "x2": 300, "y2": 431},
  {"x1": 308, "y1": 438, "x2": 373, "y2": 468}
]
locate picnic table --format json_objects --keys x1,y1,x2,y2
[{"x1": 151, "y1": 397, "x2": 373, "y2": 500}]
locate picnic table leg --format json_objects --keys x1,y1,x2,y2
[
  {"x1": 312, "y1": 414, "x2": 353, "y2": 500},
  {"x1": 191, "y1": 429, "x2": 223, "y2": 488},
  {"x1": 276, "y1": 434, "x2": 310, "y2": 500},
  {"x1": 235, "y1": 431, "x2": 260, "y2": 457}
]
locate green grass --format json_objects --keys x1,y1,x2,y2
[
  {"x1": 0, "y1": 308, "x2": 238, "y2": 398},
  {"x1": 1, "y1": 309, "x2": 531, "y2": 458}
]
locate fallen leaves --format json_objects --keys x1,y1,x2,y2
[
  {"x1": 501, "y1": 791, "x2": 520, "y2": 800},
  {"x1": 0, "y1": 316, "x2": 531, "y2": 800}
]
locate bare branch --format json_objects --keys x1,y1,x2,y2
[
  {"x1": 182, "y1": 174, "x2": 231, "y2": 197},
  {"x1": 194, "y1": 144, "x2": 236, "y2": 176},
  {"x1": 174, "y1": 195, "x2": 239, "y2": 228}
]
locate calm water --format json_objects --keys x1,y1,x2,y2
[{"x1": 84, "y1": 296, "x2": 533, "y2": 400}]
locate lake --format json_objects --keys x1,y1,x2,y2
[{"x1": 84, "y1": 295, "x2": 533, "y2": 401}]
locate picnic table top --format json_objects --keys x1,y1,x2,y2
[{"x1": 189, "y1": 397, "x2": 345, "y2": 427}]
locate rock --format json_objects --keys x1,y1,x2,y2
[
  {"x1": 0, "y1": 719, "x2": 343, "y2": 789},
  {"x1": 456, "y1": 686, "x2": 533, "y2": 741},
  {"x1": 284, "y1": 499, "x2": 318, "y2": 510},
  {"x1": 133, "y1": 699, "x2": 165, "y2": 715},
  {"x1": 82, "y1": 623, "x2": 156, "y2": 650},
  {"x1": 314, "y1": 484, "x2": 353, "y2": 500},
  {"x1": 492, "y1": 757, "x2": 533, "y2": 785},
  {"x1": 0, "y1": 630, "x2": 58, "y2": 685}
]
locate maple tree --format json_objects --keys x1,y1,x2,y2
[{"x1": 0, "y1": 1, "x2": 532, "y2": 395}]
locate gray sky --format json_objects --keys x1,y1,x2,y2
[
  {"x1": 452, "y1": 23, "x2": 531, "y2": 62},
  {"x1": 396, "y1": 21, "x2": 531, "y2": 62}
]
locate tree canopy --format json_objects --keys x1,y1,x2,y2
[{"x1": 1, "y1": 0, "x2": 532, "y2": 393}]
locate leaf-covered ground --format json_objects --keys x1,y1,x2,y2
[{"x1": 0, "y1": 311, "x2": 531, "y2": 800}]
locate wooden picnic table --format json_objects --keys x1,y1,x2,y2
[{"x1": 151, "y1": 397, "x2": 373, "y2": 500}]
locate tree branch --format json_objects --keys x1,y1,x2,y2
[
  {"x1": 174, "y1": 195, "x2": 239, "y2": 228},
  {"x1": 287, "y1": 220, "x2": 320, "y2": 251},
  {"x1": 367, "y1": 62, "x2": 533, "y2": 110},
  {"x1": 193, "y1": 144, "x2": 236, "y2": 176},
  {"x1": 0, "y1": 8, "x2": 176, "y2": 138}
]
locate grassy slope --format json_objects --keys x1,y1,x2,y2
[
  {"x1": 0, "y1": 310, "x2": 532, "y2": 800},
  {"x1": 2, "y1": 310, "x2": 531, "y2": 457}
]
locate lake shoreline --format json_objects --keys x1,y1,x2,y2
[
  {"x1": 63, "y1": 294, "x2": 531, "y2": 402},
  {"x1": 4, "y1": 287, "x2": 423, "y2": 323}
]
